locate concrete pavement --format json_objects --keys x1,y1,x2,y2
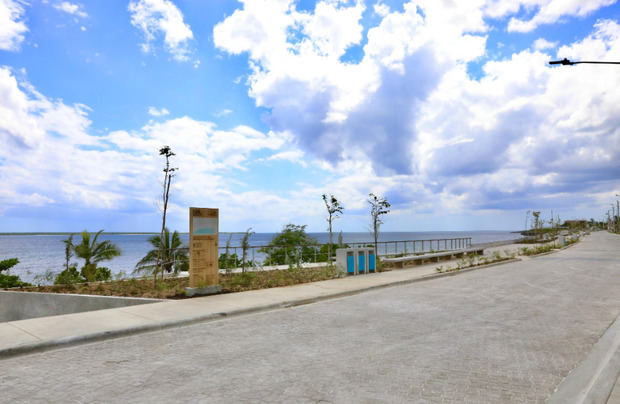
[
  {"x1": 1, "y1": 232, "x2": 619, "y2": 403},
  {"x1": 1, "y1": 249, "x2": 519, "y2": 358}
]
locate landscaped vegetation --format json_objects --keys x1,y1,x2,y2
[
  {"x1": 0, "y1": 258, "x2": 32, "y2": 288},
  {"x1": 14, "y1": 265, "x2": 341, "y2": 299},
  {"x1": 54, "y1": 230, "x2": 121, "y2": 284}
]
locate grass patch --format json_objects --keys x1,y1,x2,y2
[
  {"x1": 5, "y1": 266, "x2": 342, "y2": 299},
  {"x1": 519, "y1": 244, "x2": 556, "y2": 256}
]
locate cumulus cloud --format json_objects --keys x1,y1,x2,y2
[
  {"x1": 0, "y1": 67, "x2": 309, "y2": 230},
  {"x1": 53, "y1": 1, "x2": 87, "y2": 18},
  {"x1": 415, "y1": 20, "x2": 620, "y2": 212},
  {"x1": 533, "y1": 38, "x2": 557, "y2": 50},
  {"x1": 215, "y1": 0, "x2": 486, "y2": 175},
  {"x1": 505, "y1": 0, "x2": 616, "y2": 33},
  {"x1": 148, "y1": 106, "x2": 169, "y2": 116},
  {"x1": 128, "y1": 0, "x2": 195, "y2": 62},
  {"x1": 373, "y1": 1, "x2": 390, "y2": 17},
  {"x1": 214, "y1": 0, "x2": 620, "y2": 219},
  {"x1": 0, "y1": 0, "x2": 28, "y2": 51}
]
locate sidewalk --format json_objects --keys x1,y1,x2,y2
[{"x1": 0, "y1": 251, "x2": 519, "y2": 359}]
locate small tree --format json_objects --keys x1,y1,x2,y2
[
  {"x1": 259, "y1": 224, "x2": 318, "y2": 266},
  {"x1": 54, "y1": 235, "x2": 82, "y2": 285},
  {"x1": 220, "y1": 233, "x2": 235, "y2": 272},
  {"x1": 73, "y1": 230, "x2": 121, "y2": 281},
  {"x1": 532, "y1": 211, "x2": 541, "y2": 239},
  {"x1": 63, "y1": 234, "x2": 74, "y2": 271},
  {"x1": 368, "y1": 193, "x2": 390, "y2": 254},
  {"x1": 0, "y1": 258, "x2": 32, "y2": 288},
  {"x1": 134, "y1": 228, "x2": 188, "y2": 276},
  {"x1": 322, "y1": 193, "x2": 344, "y2": 264},
  {"x1": 524, "y1": 210, "x2": 531, "y2": 233},
  {"x1": 156, "y1": 146, "x2": 177, "y2": 285},
  {"x1": 241, "y1": 227, "x2": 255, "y2": 273}
]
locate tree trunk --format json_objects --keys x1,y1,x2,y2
[
  {"x1": 155, "y1": 156, "x2": 170, "y2": 287},
  {"x1": 328, "y1": 215, "x2": 332, "y2": 265}
]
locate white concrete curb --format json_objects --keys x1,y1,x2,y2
[{"x1": 548, "y1": 312, "x2": 620, "y2": 404}]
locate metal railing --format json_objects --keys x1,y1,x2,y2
[
  {"x1": 170, "y1": 237, "x2": 474, "y2": 270},
  {"x1": 150, "y1": 236, "x2": 474, "y2": 275},
  {"x1": 347, "y1": 238, "x2": 472, "y2": 257}
]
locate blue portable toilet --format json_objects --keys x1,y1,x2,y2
[
  {"x1": 347, "y1": 251, "x2": 355, "y2": 274},
  {"x1": 368, "y1": 248, "x2": 376, "y2": 272},
  {"x1": 358, "y1": 250, "x2": 366, "y2": 273}
]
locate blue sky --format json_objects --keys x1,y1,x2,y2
[{"x1": 2, "y1": 0, "x2": 620, "y2": 233}]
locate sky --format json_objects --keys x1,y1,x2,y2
[{"x1": 1, "y1": 0, "x2": 620, "y2": 233}]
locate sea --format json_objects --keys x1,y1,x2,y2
[{"x1": 0, "y1": 231, "x2": 519, "y2": 284}]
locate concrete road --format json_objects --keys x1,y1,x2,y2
[{"x1": 1, "y1": 232, "x2": 619, "y2": 403}]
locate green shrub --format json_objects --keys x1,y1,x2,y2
[
  {"x1": 259, "y1": 224, "x2": 318, "y2": 266},
  {"x1": 54, "y1": 265, "x2": 83, "y2": 285},
  {"x1": 0, "y1": 258, "x2": 32, "y2": 288}
]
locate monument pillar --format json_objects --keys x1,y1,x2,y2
[{"x1": 187, "y1": 207, "x2": 221, "y2": 296}]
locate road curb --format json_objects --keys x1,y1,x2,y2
[
  {"x1": 547, "y1": 312, "x2": 620, "y2": 404},
  {"x1": 0, "y1": 257, "x2": 521, "y2": 360}
]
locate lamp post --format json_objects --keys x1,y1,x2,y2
[
  {"x1": 616, "y1": 194, "x2": 620, "y2": 233},
  {"x1": 549, "y1": 58, "x2": 620, "y2": 66}
]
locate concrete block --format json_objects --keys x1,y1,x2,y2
[{"x1": 185, "y1": 285, "x2": 222, "y2": 297}]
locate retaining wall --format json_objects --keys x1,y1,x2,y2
[{"x1": 0, "y1": 291, "x2": 161, "y2": 322}]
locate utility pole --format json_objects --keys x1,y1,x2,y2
[{"x1": 616, "y1": 194, "x2": 620, "y2": 233}]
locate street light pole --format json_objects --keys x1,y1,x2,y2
[
  {"x1": 616, "y1": 194, "x2": 620, "y2": 233},
  {"x1": 549, "y1": 58, "x2": 620, "y2": 66}
]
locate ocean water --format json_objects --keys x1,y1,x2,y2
[{"x1": 0, "y1": 231, "x2": 518, "y2": 284}]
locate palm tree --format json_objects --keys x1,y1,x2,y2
[
  {"x1": 134, "y1": 228, "x2": 188, "y2": 276},
  {"x1": 73, "y1": 230, "x2": 121, "y2": 281}
]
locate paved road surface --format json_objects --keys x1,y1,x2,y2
[{"x1": 1, "y1": 232, "x2": 619, "y2": 403}]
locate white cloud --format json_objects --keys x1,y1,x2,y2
[
  {"x1": 0, "y1": 67, "x2": 308, "y2": 230},
  {"x1": 373, "y1": 1, "x2": 390, "y2": 17},
  {"x1": 53, "y1": 1, "x2": 87, "y2": 18},
  {"x1": 505, "y1": 0, "x2": 616, "y2": 33},
  {"x1": 213, "y1": 0, "x2": 620, "y2": 220},
  {"x1": 533, "y1": 38, "x2": 557, "y2": 50},
  {"x1": 148, "y1": 106, "x2": 169, "y2": 116},
  {"x1": 215, "y1": 0, "x2": 487, "y2": 175},
  {"x1": 265, "y1": 149, "x2": 306, "y2": 166},
  {"x1": 214, "y1": 109, "x2": 232, "y2": 117},
  {"x1": 128, "y1": 0, "x2": 195, "y2": 62},
  {"x1": 413, "y1": 20, "x2": 620, "y2": 212},
  {"x1": 0, "y1": 0, "x2": 28, "y2": 51}
]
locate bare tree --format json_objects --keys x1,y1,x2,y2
[
  {"x1": 322, "y1": 194, "x2": 344, "y2": 264},
  {"x1": 368, "y1": 193, "x2": 390, "y2": 254},
  {"x1": 241, "y1": 227, "x2": 255, "y2": 273},
  {"x1": 532, "y1": 211, "x2": 541, "y2": 239},
  {"x1": 524, "y1": 210, "x2": 531, "y2": 233},
  {"x1": 155, "y1": 146, "x2": 177, "y2": 285},
  {"x1": 63, "y1": 234, "x2": 74, "y2": 271}
]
